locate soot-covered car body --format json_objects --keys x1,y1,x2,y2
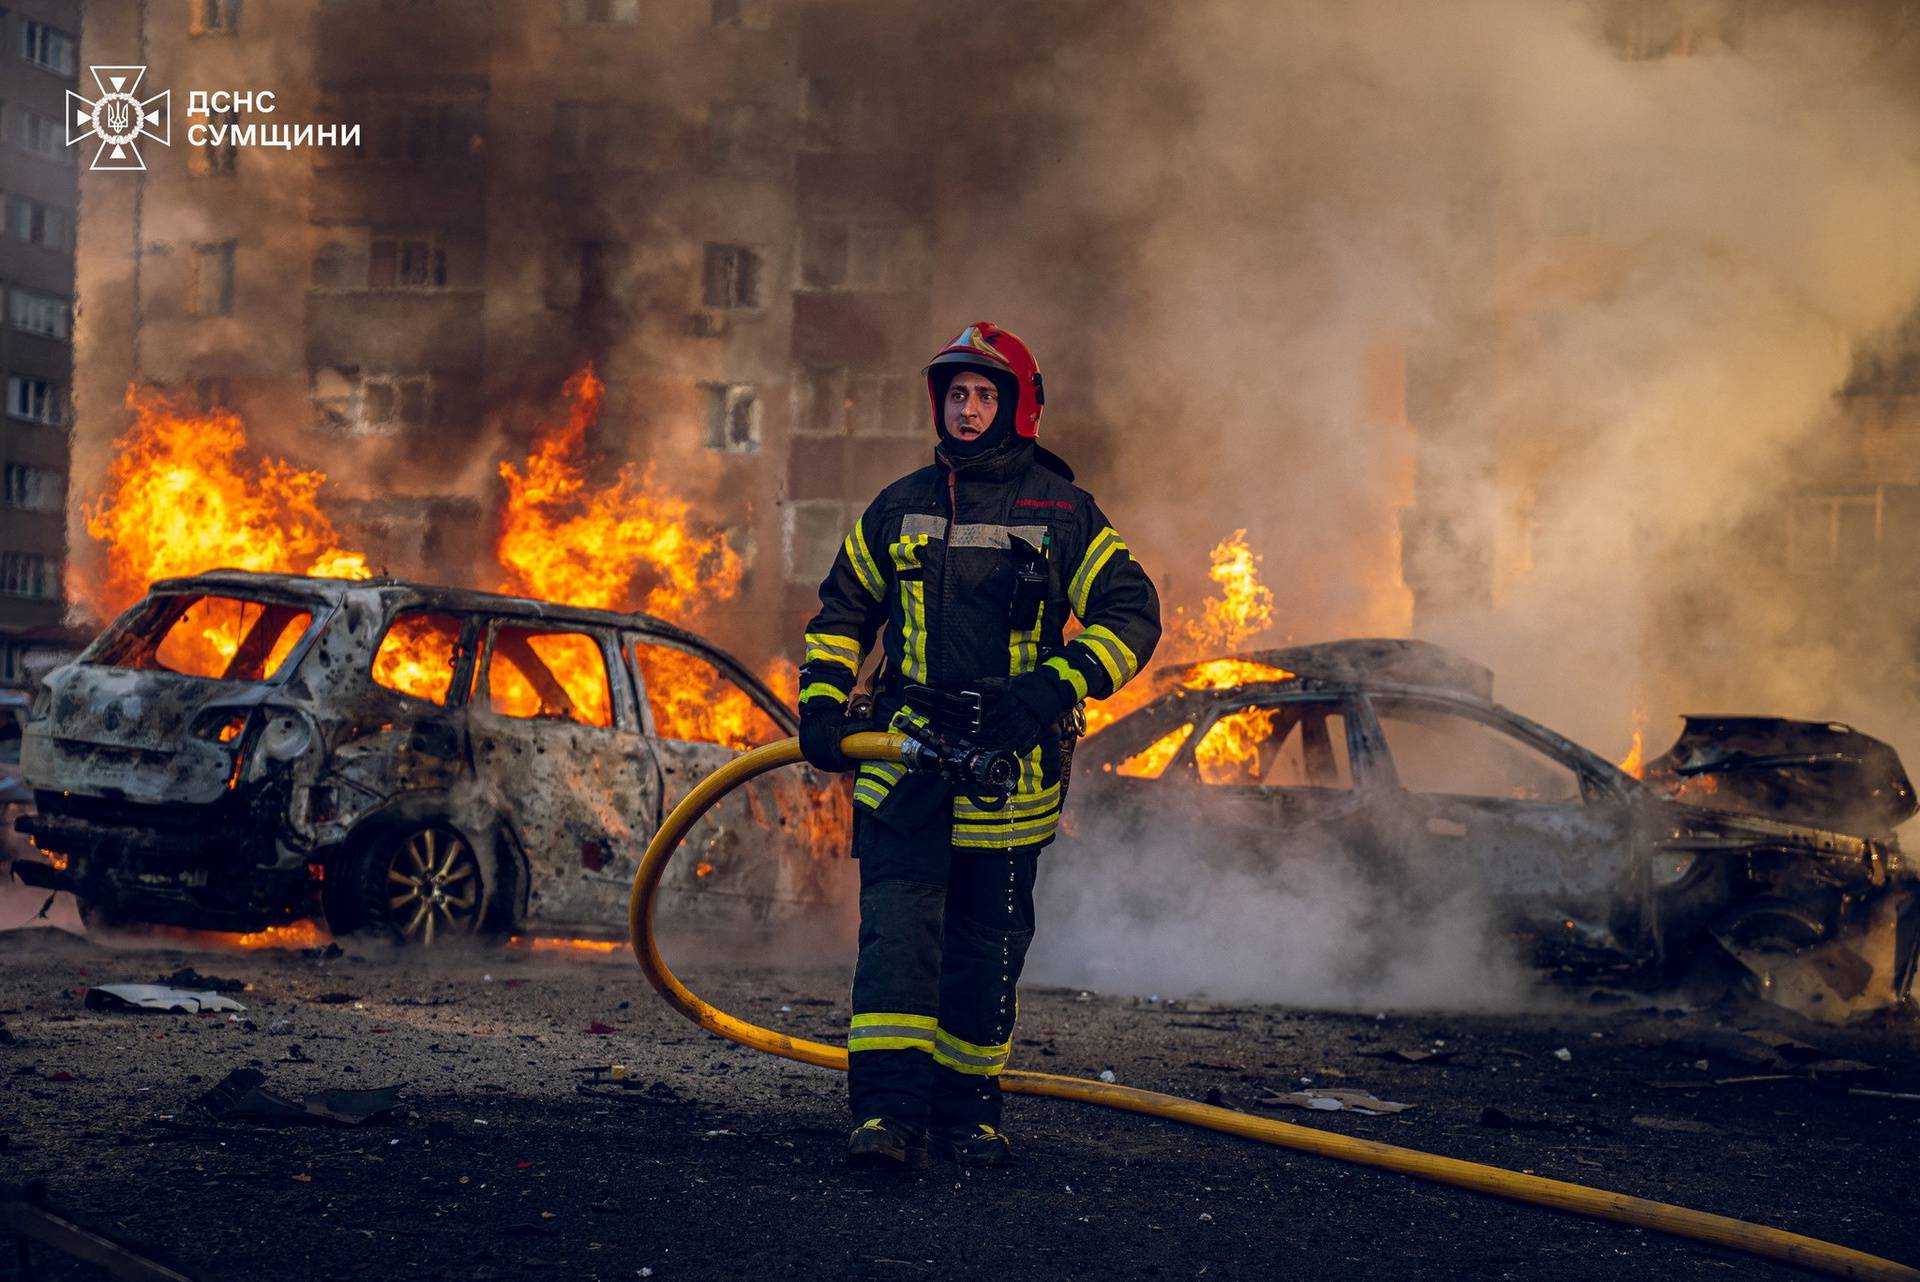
[
  {"x1": 1065, "y1": 639, "x2": 1918, "y2": 1020},
  {"x1": 12, "y1": 570, "x2": 839, "y2": 942}
]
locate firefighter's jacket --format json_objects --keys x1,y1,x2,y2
[{"x1": 800, "y1": 437, "x2": 1161, "y2": 852}]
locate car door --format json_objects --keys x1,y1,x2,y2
[
  {"x1": 625, "y1": 632, "x2": 845, "y2": 919},
  {"x1": 1359, "y1": 695, "x2": 1632, "y2": 939},
  {"x1": 469, "y1": 618, "x2": 660, "y2": 930}
]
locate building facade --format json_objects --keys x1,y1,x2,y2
[{"x1": 0, "y1": 0, "x2": 81, "y2": 686}]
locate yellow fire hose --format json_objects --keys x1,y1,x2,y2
[{"x1": 628, "y1": 733, "x2": 1916, "y2": 1282}]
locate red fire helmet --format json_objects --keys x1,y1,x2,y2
[{"x1": 923, "y1": 321, "x2": 1045, "y2": 439}]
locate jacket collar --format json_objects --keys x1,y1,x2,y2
[{"x1": 934, "y1": 437, "x2": 1075, "y2": 484}]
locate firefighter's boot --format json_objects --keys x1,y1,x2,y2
[
  {"x1": 846, "y1": 1117, "x2": 928, "y2": 1171},
  {"x1": 931, "y1": 1122, "x2": 1013, "y2": 1167}
]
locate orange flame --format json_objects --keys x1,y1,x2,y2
[
  {"x1": 1084, "y1": 530, "x2": 1281, "y2": 738},
  {"x1": 81, "y1": 386, "x2": 371, "y2": 618},
  {"x1": 509, "y1": 935, "x2": 625, "y2": 954},
  {"x1": 496, "y1": 368, "x2": 741, "y2": 620},
  {"x1": 1618, "y1": 729, "x2": 1645, "y2": 779}
]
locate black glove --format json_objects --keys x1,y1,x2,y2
[
  {"x1": 975, "y1": 671, "x2": 1077, "y2": 757},
  {"x1": 799, "y1": 702, "x2": 858, "y2": 773}
]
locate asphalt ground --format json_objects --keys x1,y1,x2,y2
[{"x1": 1, "y1": 902, "x2": 1916, "y2": 1282}]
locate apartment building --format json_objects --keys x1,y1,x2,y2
[
  {"x1": 0, "y1": 0, "x2": 80, "y2": 686},
  {"x1": 68, "y1": 0, "x2": 964, "y2": 668}
]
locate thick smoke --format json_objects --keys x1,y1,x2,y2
[
  {"x1": 1028, "y1": 826, "x2": 1534, "y2": 1012},
  {"x1": 930, "y1": 0, "x2": 1920, "y2": 1008}
]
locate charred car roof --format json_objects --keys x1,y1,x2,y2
[
  {"x1": 1158, "y1": 638, "x2": 1496, "y2": 703},
  {"x1": 138, "y1": 568, "x2": 719, "y2": 648}
]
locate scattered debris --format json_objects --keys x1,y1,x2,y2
[
  {"x1": 1631, "y1": 1115, "x2": 1717, "y2": 1134},
  {"x1": 1359, "y1": 1047, "x2": 1457, "y2": 1066},
  {"x1": 1552, "y1": 1047, "x2": 1573, "y2": 1062},
  {"x1": 1098, "y1": 1069, "x2": 1117, "y2": 1083},
  {"x1": 1478, "y1": 1107, "x2": 1613, "y2": 1136},
  {"x1": 84, "y1": 984, "x2": 246, "y2": 1015},
  {"x1": 1257, "y1": 1089, "x2": 1412, "y2": 1115},
  {"x1": 585, "y1": 1022, "x2": 619, "y2": 1035},
  {"x1": 154, "y1": 968, "x2": 248, "y2": 994},
  {"x1": 308, "y1": 992, "x2": 358, "y2": 1005},
  {"x1": 197, "y1": 1068, "x2": 404, "y2": 1127}
]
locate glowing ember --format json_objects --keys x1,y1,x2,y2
[
  {"x1": 695, "y1": 862, "x2": 715, "y2": 877},
  {"x1": 80, "y1": 384, "x2": 371, "y2": 619},
  {"x1": 509, "y1": 935, "x2": 625, "y2": 954},
  {"x1": 232, "y1": 919, "x2": 333, "y2": 949}
]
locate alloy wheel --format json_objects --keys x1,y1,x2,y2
[{"x1": 384, "y1": 826, "x2": 482, "y2": 946}]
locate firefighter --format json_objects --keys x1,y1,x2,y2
[{"x1": 796, "y1": 322, "x2": 1162, "y2": 1169}]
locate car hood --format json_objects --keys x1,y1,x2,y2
[{"x1": 1643, "y1": 716, "x2": 1916, "y2": 836}]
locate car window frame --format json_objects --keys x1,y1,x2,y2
[
  {"x1": 89, "y1": 589, "x2": 336, "y2": 686},
  {"x1": 366, "y1": 607, "x2": 484, "y2": 710},
  {"x1": 1360, "y1": 692, "x2": 1590, "y2": 805},
  {"x1": 472, "y1": 617, "x2": 632, "y2": 732},
  {"x1": 1167, "y1": 691, "x2": 1362, "y2": 792},
  {"x1": 621, "y1": 630, "x2": 793, "y2": 745}
]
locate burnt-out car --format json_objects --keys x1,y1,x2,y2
[
  {"x1": 1063, "y1": 639, "x2": 1918, "y2": 1019},
  {"x1": 0, "y1": 689, "x2": 34, "y2": 867},
  {"x1": 12, "y1": 571, "x2": 842, "y2": 943}
]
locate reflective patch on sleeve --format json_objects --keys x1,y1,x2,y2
[
  {"x1": 845, "y1": 520, "x2": 886, "y2": 602},
  {"x1": 799, "y1": 682, "x2": 849, "y2": 705},
  {"x1": 1073, "y1": 624, "x2": 1138, "y2": 687},
  {"x1": 1069, "y1": 526, "x2": 1126, "y2": 617},
  {"x1": 1043, "y1": 654, "x2": 1089, "y2": 701},
  {"x1": 804, "y1": 631, "x2": 862, "y2": 673}
]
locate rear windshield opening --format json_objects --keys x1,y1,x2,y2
[{"x1": 102, "y1": 594, "x2": 317, "y2": 683}]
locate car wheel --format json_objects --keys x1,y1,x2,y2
[{"x1": 339, "y1": 822, "x2": 491, "y2": 947}]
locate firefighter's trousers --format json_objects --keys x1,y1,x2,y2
[{"x1": 847, "y1": 802, "x2": 1039, "y2": 1132}]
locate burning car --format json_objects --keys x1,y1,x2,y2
[
  {"x1": 1062, "y1": 639, "x2": 1918, "y2": 1020},
  {"x1": 12, "y1": 570, "x2": 842, "y2": 944}
]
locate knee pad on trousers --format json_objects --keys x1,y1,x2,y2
[{"x1": 854, "y1": 879, "x2": 947, "y2": 1012}]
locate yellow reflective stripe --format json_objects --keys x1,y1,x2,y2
[
  {"x1": 799, "y1": 682, "x2": 848, "y2": 704},
  {"x1": 954, "y1": 784, "x2": 1060, "y2": 819},
  {"x1": 934, "y1": 1025, "x2": 1012, "y2": 1060},
  {"x1": 1044, "y1": 654, "x2": 1088, "y2": 701},
  {"x1": 852, "y1": 758, "x2": 907, "y2": 811},
  {"x1": 804, "y1": 631, "x2": 861, "y2": 672},
  {"x1": 851, "y1": 1011, "x2": 937, "y2": 1030},
  {"x1": 951, "y1": 823, "x2": 1058, "y2": 850},
  {"x1": 952, "y1": 812, "x2": 1061, "y2": 840},
  {"x1": 849, "y1": 1011, "x2": 937, "y2": 1054},
  {"x1": 1074, "y1": 624, "x2": 1139, "y2": 686},
  {"x1": 900, "y1": 579, "x2": 928, "y2": 682},
  {"x1": 845, "y1": 522, "x2": 885, "y2": 602},
  {"x1": 1069, "y1": 527, "x2": 1125, "y2": 617}
]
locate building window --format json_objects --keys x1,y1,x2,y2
[
  {"x1": 0, "y1": 552, "x2": 54, "y2": 599},
  {"x1": 561, "y1": 0, "x2": 641, "y2": 23},
  {"x1": 368, "y1": 236, "x2": 447, "y2": 289},
  {"x1": 192, "y1": 241, "x2": 237, "y2": 316},
  {"x1": 191, "y1": 0, "x2": 244, "y2": 34},
  {"x1": 1787, "y1": 489, "x2": 1884, "y2": 572},
  {"x1": 794, "y1": 367, "x2": 918, "y2": 436},
  {"x1": 705, "y1": 102, "x2": 779, "y2": 174},
  {"x1": 188, "y1": 109, "x2": 239, "y2": 176},
  {"x1": 6, "y1": 197, "x2": 74, "y2": 250},
  {"x1": 799, "y1": 80, "x2": 903, "y2": 153},
  {"x1": 701, "y1": 244, "x2": 761, "y2": 309},
  {"x1": 16, "y1": 109, "x2": 67, "y2": 162},
  {"x1": 7, "y1": 287, "x2": 72, "y2": 340},
  {"x1": 785, "y1": 501, "x2": 852, "y2": 585},
  {"x1": 18, "y1": 21, "x2": 77, "y2": 77},
  {"x1": 5, "y1": 376, "x2": 66, "y2": 426},
  {"x1": 800, "y1": 222, "x2": 926, "y2": 291},
  {"x1": 311, "y1": 366, "x2": 433, "y2": 437},
  {"x1": 552, "y1": 101, "x2": 653, "y2": 171},
  {"x1": 3, "y1": 464, "x2": 64, "y2": 513},
  {"x1": 703, "y1": 384, "x2": 760, "y2": 454}
]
